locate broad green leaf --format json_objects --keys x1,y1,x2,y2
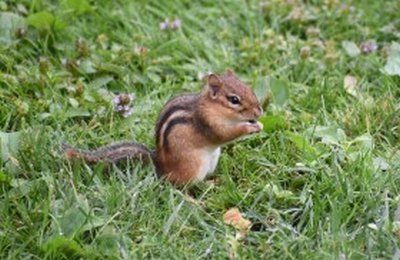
[
  {"x1": 286, "y1": 131, "x2": 317, "y2": 161},
  {"x1": 9, "y1": 178, "x2": 45, "y2": 198},
  {"x1": 349, "y1": 134, "x2": 374, "y2": 151},
  {"x1": 97, "y1": 63, "x2": 126, "y2": 76},
  {"x1": 345, "y1": 134, "x2": 374, "y2": 161},
  {"x1": 63, "y1": 0, "x2": 92, "y2": 15},
  {"x1": 84, "y1": 87, "x2": 113, "y2": 103},
  {"x1": 93, "y1": 231, "x2": 132, "y2": 258},
  {"x1": 27, "y1": 11, "x2": 65, "y2": 31},
  {"x1": 88, "y1": 76, "x2": 114, "y2": 89},
  {"x1": 97, "y1": 88, "x2": 113, "y2": 102},
  {"x1": 259, "y1": 114, "x2": 287, "y2": 133},
  {"x1": 0, "y1": 12, "x2": 26, "y2": 29},
  {"x1": 373, "y1": 157, "x2": 389, "y2": 171},
  {"x1": 342, "y1": 41, "x2": 360, "y2": 57},
  {"x1": 383, "y1": 42, "x2": 400, "y2": 76},
  {"x1": 39, "y1": 112, "x2": 52, "y2": 120},
  {"x1": 266, "y1": 183, "x2": 298, "y2": 202},
  {"x1": 380, "y1": 23, "x2": 400, "y2": 39},
  {"x1": 93, "y1": 233, "x2": 121, "y2": 257},
  {"x1": 0, "y1": 130, "x2": 20, "y2": 162},
  {"x1": 68, "y1": 97, "x2": 79, "y2": 108},
  {"x1": 254, "y1": 76, "x2": 269, "y2": 107},
  {"x1": 79, "y1": 60, "x2": 97, "y2": 74},
  {"x1": 268, "y1": 76, "x2": 290, "y2": 106},
  {"x1": 42, "y1": 235, "x2": 86, "y2": 257},
  {"x1": 27, "y1": 11, "x2": 53, "y2": 30},
  {"x1": 255, "y1": 76, "x2": 289, "y2": 107},
  {"x1": 0, "y1": 12, "x2": 26, "y2": 45},
  {"x1": 59, "y1": 205, "x2": 87, "y2": 238},
  {"x1": 147, "y1": 72, "x2": 161, "y2": 83},
  {"x1": 0, "y1": 171, "x2": 8, "y2": 183},
  {"x1": 308, "y1": 125, "x2": 347, "y2": 145},
  {"x1": 64, "y1": 108, "x2": 91, "y2": 118},
  {"x1": 80, "y1": 215, "x2": 107, "y2": 232}
]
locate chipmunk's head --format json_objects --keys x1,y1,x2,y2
[{"x1": 204, "y1": 69, "x2": 263, "y2": 125}]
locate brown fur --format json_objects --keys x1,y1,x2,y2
[{"x1": 63, "y1": 70, "x2": 263, "y2": 186}]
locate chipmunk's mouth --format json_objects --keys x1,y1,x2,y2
[
  {"x1": 242, "y1": 119, "x2": 264, "y2": 131},
  {"x1": 227, "y1": 118, "x2": 260, "y2": 127},
  {"x1": 241, "y1": 119, "x2": 260, "y2": 127}
]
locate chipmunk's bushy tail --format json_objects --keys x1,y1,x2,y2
[{"x1": 61, "y1": 142, "x2": 153, "y2": 164}]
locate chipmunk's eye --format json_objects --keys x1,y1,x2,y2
[{"x1": 227, "y1": 95, "x2": 241, "y2": 105}]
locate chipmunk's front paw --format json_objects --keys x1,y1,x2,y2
[{"x1": 245, "y1": 120, "x2": 263, "y2": 133}]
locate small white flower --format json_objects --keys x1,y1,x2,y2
[
  {"x1": 113, "y1": 95, "x2": 121, "y2": 106},
  {"x1": 122, "y1": 108, "x2": 133, "y2": 118},
  {"x1": 170, "y1": 18, "x2": 181, "y2": 29},
  {"x1": 160, "y1": 19, "x2": 169, "y2": 30},
  {"x1": 127, "y1": 93, "x2": 135, "y2": 102}
]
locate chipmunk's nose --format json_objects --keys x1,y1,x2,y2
[{"x1": 253, "y1": 105, "x2": 263, "y2": 118}]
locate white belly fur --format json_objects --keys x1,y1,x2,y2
[{"x1": 195, "y1": 146, "x2": 221, "y2": 181}]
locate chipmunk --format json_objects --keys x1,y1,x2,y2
[{"x1": 63, "y1": 69, "x2": 263, "y2": 186}]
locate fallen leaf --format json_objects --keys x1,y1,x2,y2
[
  {"x1": 224, "y1": 208, "x2": 242, "y2": 224},
  {"x1": 223, "y1": 208, "x2": 252, "y2": 238},
  {"x1": 344, "y1": 75, "x2": 358, "y2": 97}
]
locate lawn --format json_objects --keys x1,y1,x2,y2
[{"x1": 1, "y1": 0, "x2": 400, "y2": 258}]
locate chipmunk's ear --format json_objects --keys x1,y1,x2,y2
[
  {"x1": 207, "y1": 74, "x2": 223, "y2": 98},
  {"x1": 225, "y1": 68, "x2": 235, "y2": 76}
]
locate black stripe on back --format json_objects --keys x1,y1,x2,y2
[
  {"x1": 163, "y1": 117, "x2": 191, "y2": 151},
  {"x1": 155, "y1": 105, "x2": 189, "y2": 144}
]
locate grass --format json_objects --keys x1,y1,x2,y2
[{"x1": 1, "y1": 0, "x2": 400, "y2": 258}]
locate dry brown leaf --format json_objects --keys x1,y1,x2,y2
[
  {"x1": 344, "y1": 75, "x2": 358, "y2": 97},
  {"x1": 223, "y1": 208, "x2": 252, "y2": 238},
  {"x1": 223, "y1": 208, "x2": 242, "y2": 225}
]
